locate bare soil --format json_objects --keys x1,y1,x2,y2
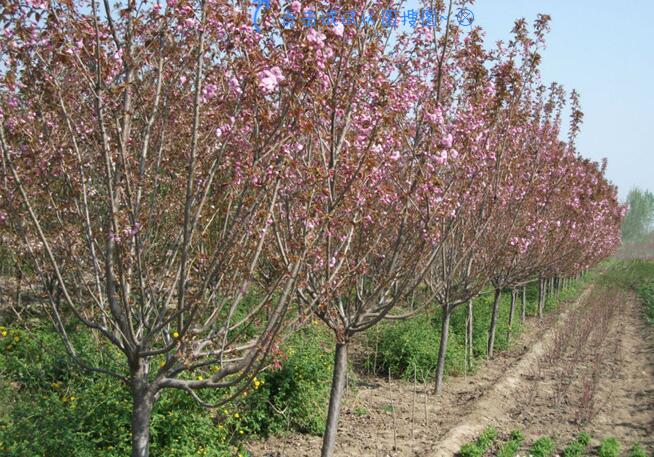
[{"x1": 247, "y1": 285, "x2": 654, "y2": 456}]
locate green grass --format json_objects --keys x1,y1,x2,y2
[
  {"x1": 496, "y1": 429, "x2": 525, "y2": 457},
  {"x1": 562, "y1": 432, "x2": 591, "y2": 457},
  {"x1": 604, "y1": 259, "x2": 654, "y2": 324},
  {"x1": 598, "y1": 437, "x2": 621, "y2": 457},
  {"x1": 628, "y1": 443, "x2": 648, "y2": 457},
  {"x1": 458, "y1": 426, "x2": 497, "y2": 457},
  {"x1": 529, "y1": 436, "x2": 556, "y2": 457},
  {"x1": 365, "y1": 278, "x2": 583, "y2": 382},
  {"x1": 0, "y1": 320, "x2": 336, "y2": 456}
]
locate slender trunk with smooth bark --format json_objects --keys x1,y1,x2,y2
[
  {"x1": 434, "y1": 304, "x2": 451, "y2": 394},
  {"x1": 15, "y1": 263, "x2": 22, "y2": 308},
  {"x1": 521, "y1": 286, "x2": 526, "y2": 321},
  {"x1": 131, "y1": 361, "x2": 155, "y2": 457},
  {"x1": 538, "y1": 278, "x2": 544, "y2": 318},
  {"x1": 321, "y1": 342, "x2": 348, "y2": 457},
  {"x1": 487, "y1": 288, "x2": 501, "y2": 358},
  {"x1": 508, "y1": 289, "x2": 516, "y2": 343},
  {"x1": 466, "y1": 299, "x2": 473, "y2": 371}
]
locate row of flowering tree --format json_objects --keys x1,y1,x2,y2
[{"x1": 0, "y1": 0, "x2": 623, "y2": 456}]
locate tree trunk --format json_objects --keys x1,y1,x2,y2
[
  {"x1": 520, "y1": 286, "x2": 526, "y2": 321},
  {"x1": 321, "y1": 342, "x2": 348, "y2": 457},
  {"x1": 487, "y1": 288, "x2": 502, "y2": 358},
  {"x1": 434, "y1": 304, "x2": 451, "y2": 394},
  {"x1": 131, "y1": 360, "x2": 155, "y2": 457},
  {"x1": 15, "y1": 262, "x2": 22, "y2": 308},
  {"x1": 467, "y1": 299, "x2": 474, "y2": 371},
  {"x1": 508, "y1": 289, "x2": 516, "y2": 343},
  {"x1": 538, "y1": 278, "x2": 544, "y2": 318}
]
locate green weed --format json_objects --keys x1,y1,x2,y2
[
  {"x1": 529, "y1": 436, "x2": 556, "y2": 457},
  {"x1": 598, "y1": 437, "x2": 620, "y2": 457}
]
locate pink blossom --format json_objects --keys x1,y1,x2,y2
[
  {"x1": 332, "y1": 22, "x2": 344, "y2": 37},
  {"x1": 202, "y1": 83, "x2": 218, "y2": 100},
  {"x1": 434, "y1": 150, "x2": 448, "y2": 164},
  {"x1": 258, "y1": 66, "x2": 285, "y2": 93},
  {"x1": 290, "y1": 1, "x2": 301, "y2": 13},
  {"x1": 228, "y1": 75, "x2": 242, "y2": 95},
  {"x1": 306, "y1": 28, "x2": 326, "y2": 48},
  {"x1": 440, "y1": 133, "x2": 453, "y2": 149}
]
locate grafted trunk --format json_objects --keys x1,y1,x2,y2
[
  {"x1": 434, "y1": 304, "x2": 451, "y2": 394},
  {"x1": 487, "y1": 288, "x2": 502, "y2": 358},
  {"x1": 130, "y1": 360, "x2": 155, "y2": 457},
  {"x1": 321, "y1": 342, "x2": 348, "y2": 457}
]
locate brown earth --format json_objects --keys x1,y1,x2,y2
[{"x1": 247, "y1": 285, "x2": 654, "y2": 456}]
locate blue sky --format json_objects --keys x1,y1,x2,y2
[{"x1": 463, "y1": 0, "x2": 653, "y2": 200}]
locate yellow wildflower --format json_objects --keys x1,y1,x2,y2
[{"x1": 172, "y1": 331, "x2": 179, "y2": 338}]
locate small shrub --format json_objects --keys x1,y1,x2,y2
[
  {"x1": 577, "y1": 431, "x2": 591, "y2": 446},
  {"x1": 563, "y1": 432, "x2": 591, "y2": 457},
  {"x1": 598, "y1": 437, "x2": 620, "y2": 457},
  {"x1": 509, "y1": 429, "x2": 525, "y2": 442},
  {"x1": 365, "y1": 314, "x2": 456, "y2": 381},
  {"x1": 497, "y1": 430, "x2": 525, "y2": 457},
  {"x1": 242, "y1": 323, "x2": 335, "y2": 436},
  {"x1": 458, "y1": 442, "x2": 483, "y2": 457},
  {"x1": 628, "y1": 443, "x2": 647, "y2": 457},
  {"x1": 477, "y1": 426, "x2": 497, "y2": 449},
  {"x1": 563, "y1": 442, "x2": 584, "y2": 457},
  {"x1": 381, "y1": 404, "x2": 394, "y2": 414},
  {"x1": 457, "y1": 426, "x2": 497, "y2": 457},
  {"x1": 529, "y1": 436, "x2": 556, "y2": 457}
]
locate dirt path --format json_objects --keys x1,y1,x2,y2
[
  {"x1": 495, "y1": 286, "x2": 654, "y2": 451},
  {"x1": 247, "y1": 288, "x2": 599, "y2": 457}
]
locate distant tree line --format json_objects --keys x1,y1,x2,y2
[{"x1": 622, "y1": 188, "x2": 654, "y2": 242}]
